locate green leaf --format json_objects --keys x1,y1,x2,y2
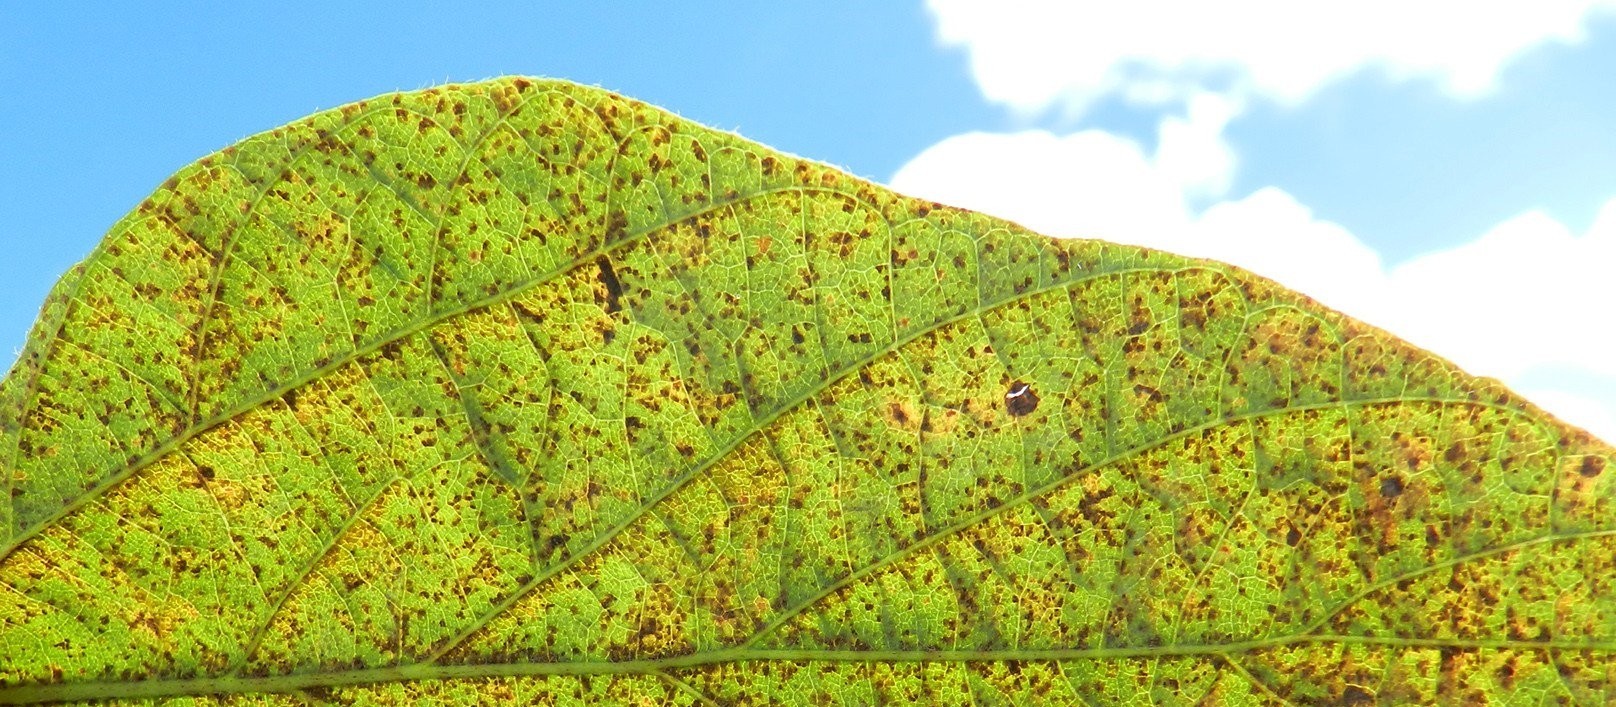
[{"x1": 1, "y1": 77, "x2": 1612, "y2": 705}]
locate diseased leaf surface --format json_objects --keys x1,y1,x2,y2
[{"x1": 1, "y1": 78, "x2": 1614, "y2": 705}]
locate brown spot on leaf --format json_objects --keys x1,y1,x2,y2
[
  {"x1": 1580, "y1": 455, "x2": 1605, "y2": 478},
  {"x1": 1341, "y1": 686, "x2": 1375, "y2": 704},
  {"x1": 1444, "y1": 441, "x2": 1465, "y2": 463},
  {"x1": 888, "y1": 402, "x2": 909, "y2": 426},
  {"x1": 1005, "y1": 380, "x2": 1039, "y2": 417},
  {"x1": 595, "y1": 255, "x2": 623, "y2": 314},
  {"x1": 1380, "y1": 476, "x2": 1404, "y2": 498}
]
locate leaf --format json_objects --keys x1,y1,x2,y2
[{"x1": 0, "y1": 77, "x2": 1612, "y2": 705}]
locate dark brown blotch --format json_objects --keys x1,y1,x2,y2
[
  {"x1": 595, "y1": 254, "x2": 624, "y2": 314},
  {"x1": 1005, "y1": 380, "x2": 1039, "y2": 417},
  {"x1": 887, "y1": 402, "x2": 909, "y2": 426},
  {"x1": 1580, "y1": 455, "x2": 1606, "y2": 478},
  {"x1": 1444, "y1": 441, "x2": 1465, "y2": 463},
  {"x1": 1341, "y1": 685, "x2": 1375, "y2": 704},
  {"x1": 1380, "y1": 476, "x2": 1404, "y2": 499}
]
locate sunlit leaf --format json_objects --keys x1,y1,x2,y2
[{"x1": 1, "y1": 78, "x2": 1613, "y2": 705}]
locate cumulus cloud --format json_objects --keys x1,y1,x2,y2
[
  {"x1": 889, "y1": 115, "x2": 1616, "y2": 442},
  {"x1": 890, "y1": 91, "x2": 1237, "y2": 239},
  {"x1": 1386, "y1": 207, "x2": 1616, "y2": 380},
  {"x1": 927, "y1": 0, "x2": 1616, "y2": 115},
  {"x1": 1154, "y1": 93, "x2": 1241, "y2": 199},
  {"x1": 890, "y1": 129, "x2": 1190, "y2": 242}
]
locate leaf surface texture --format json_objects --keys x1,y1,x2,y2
[{"x1": 2, "y1": 78, "x2": 1613, "y2": 705}]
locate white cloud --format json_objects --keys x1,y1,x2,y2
[
  {"x1": 927, "y1": 0, "x2": 1616, "y2": 115},
  {"x1": 1178, "y1": 188, "x2": 1386, "y2": 315},
  {"x1": 1154, "y1": 93, "x2": 1241, "y2": 199},
  {"x1": 890, "y1": 118, "x2": 1616, "y2": 443},
  {"x1": 1383, "y1": 206, "x2": 1616, "y2": 381},
  {"x1": 890, "y1": 91, "x2": 1237, "y2": 241},
  {"x1": 890, "y1": 129, "x2": 1189, "y2": 242}
]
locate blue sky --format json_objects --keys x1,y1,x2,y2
[{"x1": 4, "y1": 1, "x2": 1614, "y2": 439}]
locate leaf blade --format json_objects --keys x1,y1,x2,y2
[{"x1": 1, "y1": 77, "x2": 1612, "y2": 705}]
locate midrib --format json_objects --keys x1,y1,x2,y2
[{"x1": 3, "y1": 636, "x2": 1608, "y2": 704}]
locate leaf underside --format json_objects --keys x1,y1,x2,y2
[{"x1": 1, "y1": 77, "x2": 1613, "y2": 706}]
